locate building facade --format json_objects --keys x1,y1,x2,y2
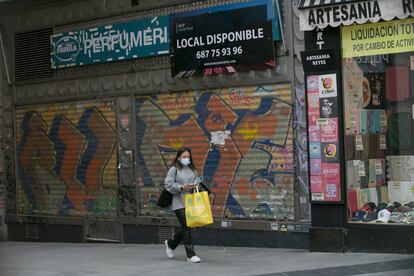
[
  {"x1": 0, "y1": 0, "x2": 311, "y2": 248},
  {"x1": 298, "y1": 0, "x2": 414, "y2": 253}
]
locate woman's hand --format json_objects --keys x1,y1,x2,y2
[
  {"x1": 181, "y1": 184, "x2": 196, "y2": 191},
  {"x1": 208, "y1": 193, "x2": 215, "y2": 204}
]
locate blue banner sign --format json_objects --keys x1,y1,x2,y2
[{"x1": 51, "y1": 16, "x2": 170, "y2": 69}]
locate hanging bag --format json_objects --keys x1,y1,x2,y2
[
  {"x1": 156, "y1": 189, "x2": 173, "y2": 208},
  {"x1": 156, "y1": 168, "x2": 177, "y2": 208},
  {"x1": 185, "y1": 186, "x2": 213, "y2": 228}
]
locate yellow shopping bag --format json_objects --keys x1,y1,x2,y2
[{"x1": 185, "y1": 188, "x2": 213, "y2": 228}]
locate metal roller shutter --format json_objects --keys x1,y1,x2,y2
[
  {"x1": 15, "y1": 99, "x2": 117, "y2": 218},
  {"x1": 136, "y1": 84, "x2": 295, "y2": 221}
]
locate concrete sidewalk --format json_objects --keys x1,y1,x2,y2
[{"x1": 0, "y1": 242, "x2": 413, "y2": 276}]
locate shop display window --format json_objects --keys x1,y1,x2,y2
[{"x1": 343, "y1": 51, "x2": 414, "y2": 225}]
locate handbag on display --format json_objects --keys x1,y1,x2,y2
[{"x1": 156, "y1": 167, "x2": 177, "y2": 208}]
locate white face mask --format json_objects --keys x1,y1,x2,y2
[{"x1": 180, "y1": 157, "x2": 191, "y2": 166}]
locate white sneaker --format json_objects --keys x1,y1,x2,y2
[
  {"x1": 164, "y1": 240, "x2": 173, "y2": 258},
  {"x1": 187, "y1": 256, "x2": 201, "y2": 263}
]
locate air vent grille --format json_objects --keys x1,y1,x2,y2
[
  {"x1": 25, "y1": 223, "x2": 38, "y2": 239},
  {"x1": 159, "y1": 226, "x2": 174, "y2": 243},
  {"x1": 14, "y1": 28, "x2": 53, "y2": 83},
  {"x1": 131, "y1": 0, "x2": 140, "y2": 7}
]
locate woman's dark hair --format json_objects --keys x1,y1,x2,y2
[{"x1": 172, "y1": 147, "x2": 196, "y2": 171}]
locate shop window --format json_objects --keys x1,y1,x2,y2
[{"x1": 342, "y1": 22, "x2": 414, "y2": 225}]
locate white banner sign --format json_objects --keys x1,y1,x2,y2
[{"x1": 299, "y1": 0, "x2": 414, "y2": 31}]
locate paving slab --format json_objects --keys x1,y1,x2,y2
[{"x1": 0, "y1": 242, "x2": 413, "y2": 276}]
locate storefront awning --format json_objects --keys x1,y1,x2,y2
[
  {"x1": 297, "y1": 0, "x2": 364, "y2": 9},
  {"x1": 298, "y1": 0, "x2": 414, "y2": 31}
]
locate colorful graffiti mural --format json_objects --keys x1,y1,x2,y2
[
  {"x1": 16, "y1": 100, "x2": 117, "y2": 217},
  {"x1": 136, "y1": 84, "x2": 295, "y2": 220}
]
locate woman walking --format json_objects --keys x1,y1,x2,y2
[{"x1": 164, "y1": 147, "x2": 201, "y2": 263}]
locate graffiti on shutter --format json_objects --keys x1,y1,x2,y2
[
  {"x1": 15, "y1": 100, "x2": 117, "y2": 217},
  {"x1": 136, "y1": 84, "x2": 295, "y2": 220}
]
